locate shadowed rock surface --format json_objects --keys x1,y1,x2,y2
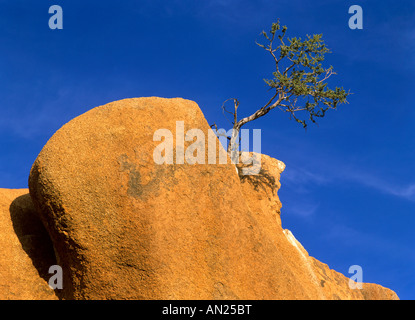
[{"x1": 0, "y1": 189, "x2": 57, "y2": 300}]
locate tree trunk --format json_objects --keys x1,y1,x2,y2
[{"x1": 227, "y1": 125, "x2": 240, "y2": 165}]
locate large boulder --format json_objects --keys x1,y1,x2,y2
[
  {"x1": 28, "y1": 97, "x2": 399, "y2": 300},
  {"x1": 29, "y1": 97, "x2": 310, "y2": 299},
  {"x1": 0, "y1": 188, "x2": 57, "y2": 299}
]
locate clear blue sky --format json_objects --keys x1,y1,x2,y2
[{"x1": 1, "y1": 0, "x2": 414, "y2": 299}]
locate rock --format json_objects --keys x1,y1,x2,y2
[
  {"x1": 0, "y1": 188, "x2": 57, "y2": 300},
  {"x1": 28, "y1": 97, "x2": 399, "y2": 300},
  {"x1": 239, "y1": 154, "x2": 399, "y2": 300},
  {"x1": 29, "y1": 97, "x2": 307, "y2": 299},
  {"x1": 360, "y1": 283, "x2": 400, "y2": 300},
  {"x1": 237, "y1": 152, "x2": 286, "y2": 227}
]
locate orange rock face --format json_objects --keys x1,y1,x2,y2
[
  {"x1": 0, "y1": 188, "x2": 57, "y2": 300},
  {"x1": 23, "y1": 97, "x2": 398, "y2": 300},
  {"x1": 239, "y1": 154, "x2": 399, "y2": 300},
  {"x1": 28, "y1": 97, "x2": 294, "y2": 299}
]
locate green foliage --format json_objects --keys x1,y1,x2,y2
[
  {"x1": 256, "y1": 20, "x2": 350, "y2": 128},
  {"x1": 216, "y1": 20, "x2": 351, "y2": 158}
]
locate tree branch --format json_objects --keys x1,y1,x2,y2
[
  {"x1": 221, "y1": 98, "x2": 237, "y2": 126},
  {"x1": 235, "y1": 93, "x2": 285, "y2": 129}
]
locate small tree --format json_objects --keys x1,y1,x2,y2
[{"x1": 213, "y1": 20, "x2": 350, "y2": 163}]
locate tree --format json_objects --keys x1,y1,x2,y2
[{"x1": 213, "y1": 20, "x2": 351, "y2": 164}]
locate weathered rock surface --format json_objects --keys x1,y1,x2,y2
[
  {"x1": 29, "y1": 97, "x2": 302, "y2": 299},
  {"x1": 0, "y1": 188, "x2": 57, "y2": 300},
  {"x1": 26, "y1": 97, "x2": 398, "y2": 300},
  {"x1": 239, "y1": 153, "x2": 399, "y2": 300},
  {"x1": 238, "y1": 152, "x2": 286, "y2": 228}
]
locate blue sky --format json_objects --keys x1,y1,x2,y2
[{"x1": 0, "y1": 0, "x2": 414, "y2": 299}]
